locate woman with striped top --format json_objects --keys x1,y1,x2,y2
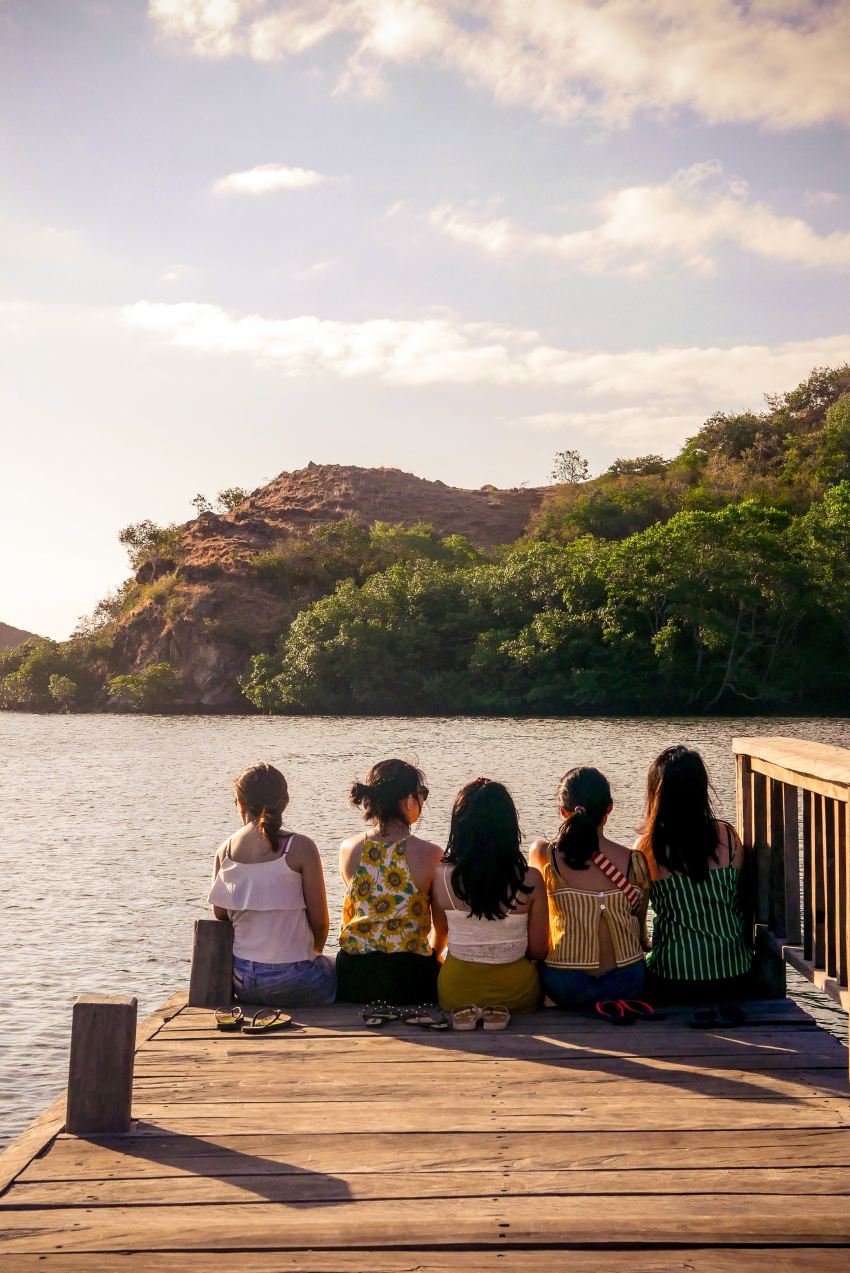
[
  {"x1": 636, "y1": 746, "x2": 754, "y2": 1003},
  {"x1": 529, "y1": 768, "x2": 650, "y2": 1009}
]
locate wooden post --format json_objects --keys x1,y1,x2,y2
[
  {"x1": 188, "y1": 918, "x2": 233, "y2": 1008},
  {"x1": 782, "y1": 783, "x2": 801, "y2": 946},
  {"x1": 766, "y1": 777, "x2": 786, "y2": 934},
  {"x1": 66, "y1": 994, "x2": 137, "y2": 1135}
]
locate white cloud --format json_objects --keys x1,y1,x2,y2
[
  {"x1": 212, "y1": 163, "x2": 326, "y2": 195},
  {"x1": 511, "y1": 407, "x2": 706, "y2": 453},
  {"x1": 123, "y1": 301, "x2": 850, "y2": 418},
  {"x1": 430, "y1": 163, "x2": 850, "y2": 275},
  {"x1": 148, "y1": 1, "x2": 850, "y2": 130}
]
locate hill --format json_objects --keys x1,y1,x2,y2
[
  {"x1": 0, "y1": 465, "x2": 546, "y2": 712},
  {"x1": 2, "y1": 363, "x2": 849, "y2": 716},
  {"x1": 0, "y1": 622, "x2": 38, "y2": 652}
]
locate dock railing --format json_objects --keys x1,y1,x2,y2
[{"x1": 735, "y1": 735, "x2": 850, "y2": 1013}]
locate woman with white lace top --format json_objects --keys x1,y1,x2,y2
[
  {"x1": 208, "y1": 762, "x2": 336, "y2": 1007},
  {"x1": 431, "y1": 778, "x2": 548, "y2": 1014}
]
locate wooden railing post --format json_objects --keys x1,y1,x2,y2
[
  {"x1": 66, "y1": 994, "x2": 137, "y2": 1135},
  {"x1": 188, "y1": 918, "x2": 233, "y2": 1008}
]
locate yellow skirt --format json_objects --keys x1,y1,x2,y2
[{"x1": 438, "y1": 953, "x2": 542, "y2": 1013}]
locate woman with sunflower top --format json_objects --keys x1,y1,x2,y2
[
  {"x1": 432, "y1": 779, "x2": 548, "y2": 1013},
  {"x1": 337, "y1": 759, "x2": 446, "y2": 1004}
]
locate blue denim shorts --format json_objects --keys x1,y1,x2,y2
[
  {"x1": 233, "y1": 954, "x2": 337, "y2": 1007},
  {"x1": 541, "y1": 959, "x2": 646, "y2": 1009}
]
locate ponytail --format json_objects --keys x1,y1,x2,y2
[
  {"x1": 257, "y1": 805, "x2": 283, "y2": 854},
  {"x1": 549, "y1": 767, "x2": 612, "y2": 871}
]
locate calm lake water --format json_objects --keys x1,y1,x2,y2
[{"x1": 1, "y1": 713, "x2": 848, "y2": 1147}]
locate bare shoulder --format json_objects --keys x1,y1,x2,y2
[
  {"x1": 408, "y1": 834, "x2": 444, "y2": 863},
  {"x1": 286, "y1": 833, "x2": 320, "y2": 868},
  {"x1": 601, "y1": 837, "x2": 631, "y2": 869},
  {"x1": 524, "y1": 864, "x2": 545, "y2": 891},
  {"x1": 340, "y1": 830, "x2": 366, "y2": 854},
  {"x1": 528, "y1": 837, "x2": 549, "y2": 867}
]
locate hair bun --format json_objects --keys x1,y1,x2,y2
[{"x1": 350, "y1": 780, "x2": 372, "y2": 807}]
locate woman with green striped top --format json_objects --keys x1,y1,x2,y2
[{"x1": 636, "y1": 746, "x2": 754, "y2": 1003}]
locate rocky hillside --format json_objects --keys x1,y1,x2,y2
[
  {"x1": 110, "y1": 464, "x2": 547, "y2": 710},
  {"x1": 0, "y1": 622, "x2": 38, "y2": 652}
]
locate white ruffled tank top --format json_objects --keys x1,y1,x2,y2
[{"x1": 207, "y1": 835, "x2": 315, "y2": 964}]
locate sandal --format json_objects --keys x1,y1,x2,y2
[
  {"x1": 401, "y1": 1005, "x2": 451, "y2": 1030},
  {"x1": 450, "y1": 1005, "x2": 483, "y2": 1031},
  {"x1": 595, "y1": 1000, "x2": 636, "y2": 1026},
  {"x1": 482, "y1": 1005, "x2": 511, "y2": 1031},
  {"x1": 361, "y1": 1001, "x2": 401, "y2": 1027},
  {"x1": 242, "y1": 1008, "x2": 291, "y2": 1035},
  {"x1": 619, "y1": 999, "x2": 667, "y2": 1022},
  {"x1": 215, "y1": 1006, "x2": 244, "y2": 1032}
]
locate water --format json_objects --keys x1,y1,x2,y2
[{"x1": 1, "y1": 713, "x2": 847, "y2": 1147}]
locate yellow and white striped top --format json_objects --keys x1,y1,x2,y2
[{"x1": 542, "y1": 846, "x2": 649, "y2": 970}]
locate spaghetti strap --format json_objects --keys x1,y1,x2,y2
[
  {"x1": 726, "y1": 822, "x2": 734, "y2": 867},
  {"x1": 281, "y1": 833, "x2": 295, "y2": 857}
]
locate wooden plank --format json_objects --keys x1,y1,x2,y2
[
  {"x1": 767, "y1": 777, "x2": 786, "y2": 933},
  {"x1": 753, "y1": 771, "x2": 770, "y2": 925},
  {"x1": 4, "y1": 1250, "x2": 850, "y2": 1272},
  {"x1": 733, "y1": 736, "x2": 850, "y2": 791},
  {"x1": 2, "y1": 1194, "x2": 850, "y2": 1252},
  {"x1": 749, "y1": 756, "x2": 850, "y2": 804},
  {"x1": 22, "y1": 1127, "x2": 850, "y2": 1182},
  {"x1": 804, "y1": 788, "x2": 815, "y2": 961},
  {"x1": 127, "y1": 1066, "x2": 850, "y2": 1102},
  {"x1": 783, "y1": 782, "x2": 801, "y2": 944},
  {"x1": 125, "y1": 1098, "x2": 850, "y2": 1133},
  {"x1": 835, "y1": 796, "x2": 848, "y2": 987},
  {"x1": 7, "y1": 1166, "x2": 850, "y2": 1209},
  {"x1": 815, "y1": 795, "x2": 827, "y2": 969},
  {"x1": 824, "y1": 797, "x2": 839, "y2": 978}
]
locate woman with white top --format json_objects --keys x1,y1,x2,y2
[
  {"x1": 208, "y1": 762, "x2": 336, "y2": 1007},
  {"x1": 432, "y1": 778, "x2": 548, "y2": 1014}
]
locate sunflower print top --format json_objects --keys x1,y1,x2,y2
[{"x1": 339, "y1": 838, "x2": 432, "y2": 956}]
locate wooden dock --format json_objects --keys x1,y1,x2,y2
[{"x1": 1, "y1": 994, "x2": 848, "y2": 1269}]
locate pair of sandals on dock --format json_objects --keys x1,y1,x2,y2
[
  {"x1": 215, "y1": 1006, "x2": 291, "y2": 1034},
  {"x1": 361, "y1": 1001, "x2": 511, "y2": 1031}
]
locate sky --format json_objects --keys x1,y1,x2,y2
[{"x1": 1, "y1": 1, "x2": 849, "y2": 638}]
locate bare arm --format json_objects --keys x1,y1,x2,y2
[
  {"x1": 339, "y1": 834, "x2": 363, "y2": 886},
  {"x1": 210, "y1": 851, "x2": 230, "y2": 922},
  {"x1": 528, "y1": 838, "x2": 548, "y2": 874},
  {"x1": 525, "y1": 868, "x2": 550, "y2": 962},
  {"x1": 430, "y1": 866, "x2": 449, "y2": 958},
  {"x1": 290, "y1": 836, "x2": 330, "y2": 952}
]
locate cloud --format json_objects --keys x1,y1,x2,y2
[
  {"x1": 511, "y1": 407, "x2": 707, "y2": 453},
  {"x1": 430, "y1": 163, "x2": 850, "y2": 275},
  {"x1": 123, "y1": 301, "x2": 850, "y2": 417},
  {"x1": 212, "y1": 163, "x2": 326, "y2": 195},
  {"x1": 148, "y1": 1, "x2": 850, "y2": 130}
]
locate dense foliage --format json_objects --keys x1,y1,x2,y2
[
  {"x1": 240, "y1": 486, "x2": 850, "y2": 715},
  {"x1": 3, "y1": 364, "x2": 850, "y2": 715}
]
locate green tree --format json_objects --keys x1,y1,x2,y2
[
  {"x1": 48, "y1": 673, "x2": 77, "y2": 710},
  {"x1": 108, "y1": 662, "x2": 181, "y2": 711}
]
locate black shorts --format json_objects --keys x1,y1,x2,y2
[{"x1": 335, "y1": 948, "x2": 440, "y2": 1005}]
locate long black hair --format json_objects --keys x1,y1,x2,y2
[
  {"x1": 443, "y1": 778, "x2": 531, "y2": 920},
  {"x1": 643, "y1": 746, "x2": 719, "y2": 882},
  {"x1": 549, "y1": 767, "x2": 611, "y2": 870}
]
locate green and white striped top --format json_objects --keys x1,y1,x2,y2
[{"x1": 646, "y1": 864, "x2": 752, "y2": 982}]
